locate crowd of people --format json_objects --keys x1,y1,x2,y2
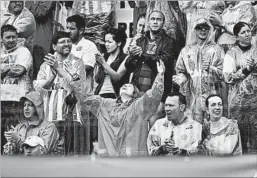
[{"x1": 1, "y1": 1, "x2": 257, "y2": 157}]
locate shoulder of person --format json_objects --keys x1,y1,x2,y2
[
  {"x1": 225, "y1": 118, "x2": 239, "y2": 136},
  {"x1": 150, "y1": 117, "x2": 168, "y2": 131},
  {"x1": 39, "y1": 119, "x2": 57, "y2": 130},
  {"x1": 81, "y1": 37, "x2": 97, "y2": 47},
  {"x1": 70, "y1": 53, "x2": 82, "y2": 62},
  {"x1": 239, "y1": 3, "x2": 253, "y2": 13},
  {"x1": 19, "y1": 7, "x2": 34, "y2": 19},
  {"x1": 119, "y1": 52, "x2": 127, "y2": 61},
  {"x1": 15, "y1": 46, "x2": 30, "y2": 53}
]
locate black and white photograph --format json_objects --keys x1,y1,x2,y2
[{"x1": 1, "y1": 0, "x2": 257, "y2": 177}]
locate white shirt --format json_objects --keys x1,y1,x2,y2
[{"x1": 71, "y1": 37, "x2": 98, "y2": 67}]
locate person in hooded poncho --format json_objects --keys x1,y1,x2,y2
[
  {"x1": 174, "y1": 18, "x2": 224, "y2": 124},
  {"x1": 3, "y1": 91, "x2": 59, "y2": 155},
  {"x1": 223, "y1": 22, "x2": 257, "y2": 154}
]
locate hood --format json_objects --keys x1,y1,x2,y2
[
  {"x1": 20, "y1": 91, "x2": 44, "y2": 122},
  {"x1": 189, "y1": 17, "x2": 215, "y2": 46},
  {"x1": 231, "y1": 1, "x2": 252, "y2": 9}
]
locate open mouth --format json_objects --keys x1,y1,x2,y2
[
  {"x1": 24, "y1": 112, "x2": 30, "y2": 115},
  {"x1": 213, "y1": 110, "x2": 221, "y2": 115}
]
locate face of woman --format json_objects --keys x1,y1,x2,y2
[
  {"x1": 237, "y1": 25, "x2": 252, "y2": 46},
  {"x1": 105, "y1": 34, "x2": 119, "y2": 54},
  {"x1": 136, "y1": 17, "x2": 146, "y2": 35}
]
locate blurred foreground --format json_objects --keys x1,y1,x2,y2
[{"x1": 1, "y1": 155, "x2": 257, "y2": 177}]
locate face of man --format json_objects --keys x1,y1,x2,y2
[
  {"x1": 2, "y1": 31, "x2": 18, "y2": 50},
  {"x1": 119, "y1": 83, "x2": 134, "y2": 97},
  {"x1": 53, "y1": 37, "x2": 72, "y2": 56},
  {"x1": 148, "y1": 12, "x2": 164, "y2": 33},
  {"x1": 23, "y1": 100, "x2": 37, "y2": 119},
  {"x1": 66, "y1": 22, "x2": 80, "y2": 43},
  {"x1": 136, "y1": 17, "x2": 146, "y2": 35},
  {"x1": 165, "y1": 96, "x2": 184, "y2": 122},
  {"x1": 206, "y1": 96, "x2": 223, "y2": 122},
  {"x1": 23, "y1": 145, "x2": 43, "y2": 156},
  {"x1": 195, "y1": 24, "x2": 210, "y2": 41},
  {"x1": 9, "y1": 1, "x2": 24, "y2": 15}
]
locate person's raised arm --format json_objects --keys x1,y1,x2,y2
[{"x1": 134, "y1": 60, "x2": 165, "y2": 120}]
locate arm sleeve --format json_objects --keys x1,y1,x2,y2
[
  {"x1": 15, "y1": 48, "x2": 32, "y2": 71},
  {"x1": 223, "y1": 51, "x2": 246, "y2": 84},
  {"x1": 40, "y1": 122, "x2": 60, "y2": 154},
  {"x1": 147, "y1": 121, "x2": 167, "y2": 156},
  {"x1": 210, "y1": 46, "x2": 225, "y2": 80},
  {"x1": 134, "y1": 72, "x2": 164, "y2": 120},
  {"x1": 15, "y1": 11, "x2": 36, "y2": 38},
  {"x1": 27, "y1": 2, "x2": 54, "y2": 21}
]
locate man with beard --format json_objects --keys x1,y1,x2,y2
[
  {"x1": 66, "y1": 14, "x2": 98, "y2": 91},
  {"x1": 33, "y1": 31, "x2": 88, "y2": 155},
  {"x1": 1, "y1": 1, "x2": 36, "y2": 53},
  {"x1": 147, "y1": 92, "x2": 202, "y2": 156},
  {"x1": 66, "y1": 15, "x2": 98, "y2": 154}
]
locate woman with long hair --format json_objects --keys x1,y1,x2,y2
[{"x1": 94, "y1": 27, "x2": 129, "y2": 99}]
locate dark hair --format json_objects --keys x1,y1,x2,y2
[
  {"x1": 148, "y1": 10, "x2": 165, "y2": 23},
  {"x1": 66, "y1": 14, "x2": 86, "y2": 30},
  {"x1": 138, "y1": 13, "x2": 146, "y2": 22},
  {"x1": 1, "y1": 24, "x2": 17, "y2": 38},
  {"x1": 116, "y1": 83, "x2": 140, "y2": 105},
  {"x1": 49, "y1": 31, "x2": 70, "y2": 53},
  {"x1": 233, "y1": 22, "x2": 250, "y2": 36},
  {"x1": 165, "y1": 92, "x2": 186, "y2": 106},
  {"x1": 105, "y1": 28, "x2": 127, "y2": 52},
  {"x1": 205, "y1": 94, "x2": 223, "y2": 108}
]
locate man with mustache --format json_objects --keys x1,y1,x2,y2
[
  {"x1": 147, "y1": 92, "x2": 202, "y2": 156},
  {"x1": 33, "y1": 31, "x2": 88, "y2": 155},
  {"x1": 1, "y1": 1, "x2": 36, "y2": 54}
]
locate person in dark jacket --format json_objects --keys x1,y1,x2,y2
[
  {"x1": 125, "y1": 10, "x2": 177, "y2": 127},
  {"x1": 94, "y1": 28, "x2": 130, "y2": 99}
]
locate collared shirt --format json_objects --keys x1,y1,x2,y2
[{"x1": 147, "y1": 115, "x2": 202, "y2": 156}]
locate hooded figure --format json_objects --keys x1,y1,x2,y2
[
  {"x1": 174, "y1": 18, "x2": 224, "y2": 124},
  {"x1": 3, "y1": 91, "x2": 59, "y2": 155}
]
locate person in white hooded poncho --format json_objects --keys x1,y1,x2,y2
[{"x1": 173, "y1": 18, "x2": 224, "y2": 124}]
